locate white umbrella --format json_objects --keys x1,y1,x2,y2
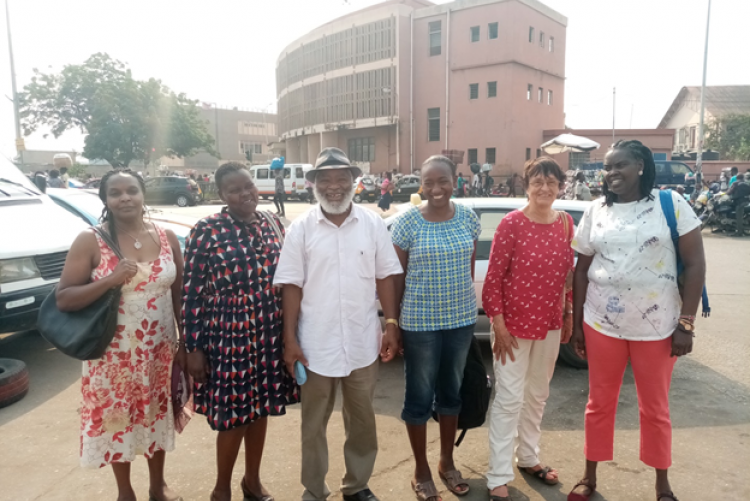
[{"x1": 541, "y1": 134, "x2": 600, "y2": 155}]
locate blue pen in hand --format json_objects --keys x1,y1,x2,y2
[{"x1": 294, "y1": 360, "x2": 307, "y2": 385}]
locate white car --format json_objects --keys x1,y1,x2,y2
[{"x1": 384, "y1": 197, "x2": 592, "y2": 368}]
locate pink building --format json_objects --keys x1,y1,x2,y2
[{"x1": 276, "y1": 0, "x2": 567, "y2": 176}]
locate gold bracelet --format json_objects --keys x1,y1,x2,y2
[{"x1": 385, "y1": 318, "x2": 399, "y2": 328}]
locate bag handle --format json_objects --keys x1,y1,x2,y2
[
  {"x1": 93, "y1": 226, "x2": 124, "y2": 260},
  {"x1": 260, "y1": 211, "x2": 285, "y2": 246}
]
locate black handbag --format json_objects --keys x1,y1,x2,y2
[{"x1": 37, "y1": 227, "x2": 124, "y2": 360}]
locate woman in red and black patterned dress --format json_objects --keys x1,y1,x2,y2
[{"x1": 182, "y1": 162, "x2": 299, "y2": 501}]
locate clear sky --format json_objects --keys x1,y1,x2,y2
[{"x1": 0, "y1": 0, "x2": 746, "y2": 161}]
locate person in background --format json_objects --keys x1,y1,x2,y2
[
  {"x1": 483, "y1": 157, "x2": 575, "y2": 501},
  {"x1": 56, "y1": 169, "x2": 185, "y2": 501},
  {"x1": 726, "y1": 172, "x2": 750, "y2": 235},
  {"x1": 273, "y1": 168, "x2": 286, "y2": 218},
  {"x1": 378, "y1": 172, "x2": 394, "y2": 212},
  {"x1": 513, "y1": 173, "x2": 524, "y2": 198},
  {"x1": 276, "y1": 147, "x2": 403, "y2": 501},
  {"x1": 567, "y1": 140, "x2": 705, "y2": 501},
  {"x1": 472, "y1": 171, "x2": 482, "y2": 197},
  {"x1": 728, "y1": 166, "x2": 739, "y2": 188},
  {"x1": 675, "y1": 185, "x2": 689, "y2": 201},
  {"x1": 60, "y1": 166, "x2": 70, "y2": 188},
  {"x1": 183, "y1": 162, "x2": 298, "y2": 501},
  {"x1": 456, "y1": 173, "x2": 466, "y2": 198},
  {"x1": 47, "y1": 169, "x2": 65, "y2": 188},
  {"x1": 575, "y1": 172, "x2": 592, "y2": 201},
  {"x1": 305, "y1": 177, "x2": 315, "y2": 204},
  {"x1": 485, "y1": 173, "x2": 495, "y2": 197},
  {"x1": 392, "y1": 155, "x2": 481, "y2": 500}
]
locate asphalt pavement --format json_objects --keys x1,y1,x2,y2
[{"x1": 0, "y1": 200, "x2": 747, "y2": 501}]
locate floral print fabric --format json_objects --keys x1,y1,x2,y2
[
  {"x1": 80, "y1": 226, "x2": 176, "y2": 468},
  {"x1": 482, "y1": 210, "x2": 575, "y2": 340}
]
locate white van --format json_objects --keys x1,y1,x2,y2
[
  {"x1": 250, "y1": 163, "x2": 313, "y2": 201},
  {"x1": 0, "y1": 159, "x2": 89, "y2": 334}
]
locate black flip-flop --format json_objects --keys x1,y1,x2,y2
[{"x1": 518, "y1": 465, "x2": 559, "y2": 485}]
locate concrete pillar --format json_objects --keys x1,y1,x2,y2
[
  {"x1": 307, "y1": 133, "x2": 321, "y2": 162},
  {"x1": 286, "y1": 138, "x2": 301, "y2": 163},
  {"x1": 320, "y1": 131, "x2": 339, "y2": 149}
]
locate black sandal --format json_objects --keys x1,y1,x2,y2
[
  {"x1": 518, "y1": 465, "x2": 559, "y2": 485},
  {"x1": 241, "y1": 477, "x2": 274, "y2": 501},
  {"x1": 657, "y1": 491, "x2": 679, "y2": 501}
]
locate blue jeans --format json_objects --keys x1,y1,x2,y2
[{"x1": 401, "y1": 324, "x2": 475, "y2": 425}]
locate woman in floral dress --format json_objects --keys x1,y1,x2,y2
[
  {"x1": 183, "y1": 161, "x2": 299, "y2": 501},
  {"x1": 57, "y1": 169, "x2": 185, "y2": 501}
]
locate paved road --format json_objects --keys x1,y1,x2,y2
[{"x1": 0, "y1": 202, "x2": 747, "y2": 501}]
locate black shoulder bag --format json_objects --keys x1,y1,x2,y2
[{"x1": 37, "y1": 227, "x2": 124, "y2": 360}]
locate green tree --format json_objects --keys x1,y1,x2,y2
[
  {"x1": 705, "y1": 114, "x2": 750, "y2": 161},
  {"x1": 20, "y1": 53, "x2": 216, "y2": 168}
]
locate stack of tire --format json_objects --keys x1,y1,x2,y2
[{"x1": 0, "y1": 359, "x2": 29, "y2": 408}]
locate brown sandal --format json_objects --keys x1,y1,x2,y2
[
  {"x1": 438, "y1": 469, "x2": 470, "y2": 496},
  {"x1": 657, "y1": 491, "x2": 679, "y2": 501},
  {"x1": 411, "y1": 479, "x2": 441, "y2": 501},
  {"x1": 488, "y1": 485, "x2": 512, "y2": 501},
  {"x1": 241, "y1": 477, "x2": 274, "y2": 501},
  {"x1": 567, "y1": 479, "x2": 596, "y2": 501}
]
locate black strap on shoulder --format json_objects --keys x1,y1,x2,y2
[{"x1": 93, "y1": 226, "x2": 124, "y2": 259}]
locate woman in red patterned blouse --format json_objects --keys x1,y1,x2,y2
[{"x1": 482, "y1": 157, "x2": 575, "y2": 501}]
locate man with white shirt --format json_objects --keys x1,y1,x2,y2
[{"x1": 274, "y1": 147, "x2": 403, "y2": 501}]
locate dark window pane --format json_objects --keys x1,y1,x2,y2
[
  {"x1": 488, "y1": 22, "x2": 498, "y2": 39},
  {"x1": 469, "y1": 83, "x2": 479, "y2": 100},
  {"x1": 470, "y1": 26, "x2": 480, "y2": 42},
  {"x1": 486, "y1": 148, "x2": 496, "y2": 164},
  {"x1": 468, "y1": 149, "x2": 478, "y2": 164},
  {"x1": 428, "y1": 108, "x2": 440, "y2": 142},
  {"x1": 488, "y1": 81, "x2": 497, "y2": 98},
  {"x1": 525, "y1": 148, "x2": 531, "y2": 161}
]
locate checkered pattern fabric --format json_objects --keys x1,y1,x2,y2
[{"x1": 392, "y1": 203, "x2": 481, "y2": 331}]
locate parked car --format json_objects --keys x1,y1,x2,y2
[
  {"x1": 580, "y1": 160, "x2": 694, "y2": 191},
  {"x1": 0, "y1": 159, "x2": 89, "y2": 335},
  {"x1": 83, "y1": 178, "x2": 101, "y2": 189},
  {"x1": 353, "y1": 177, "x2": 379, "y2": 203},
  {"x1": 384, "y1": 197, "x2": 591, "y2": 368},
  {"x1": 391, "y1": 175, "x2": 423, "y2": 202},
  {"x1": 143, "y1": 176, "x2": 202, "y2": 207},
  {"x1": 47, "y1": 188, "x2": 197, "y2": 251},
  {"x1": 250, "y1": 163, "x2": 313, "y2": 201}
]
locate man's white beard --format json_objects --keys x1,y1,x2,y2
[{"x1": 315, "y1": 184, "x2": 355, "y2": 215}]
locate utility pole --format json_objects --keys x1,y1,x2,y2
[
  {"x1": 5, "y1": 0, "x2": 24, "y2": 167},
  {"x1": 612, "y1": 87, "x2": 616, "y2": 144},
  {"x1": 695, "y1": 0, "x2": 712, "y2": 192}
]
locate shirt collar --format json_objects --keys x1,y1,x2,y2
[{"x1": 315, "y1": 203, "x2": 359, "y2": 226}]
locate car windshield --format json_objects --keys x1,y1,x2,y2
[{"x1": 56, "y1": 191, "x2": 106, "y2": 219}]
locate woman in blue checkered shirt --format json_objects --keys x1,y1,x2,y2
[{"x1": 391, "y1": 155, "x2": 481, "y2": 500}]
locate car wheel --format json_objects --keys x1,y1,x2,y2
[
  {"x1": 175, "y1": 194, "x2": 190, "y2": 207},
  {"x1": 558, "y1": 343, "x2": 588, "y2": 369},
  {"x1": 0, "y1": 358, "x2": 30, "y2": 408},
  {"x1": 353, "y1": 194, "x2": 362, "y2": 203}
]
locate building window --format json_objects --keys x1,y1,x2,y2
[
  {"x1": 470, "y1": 26, "x2": 480, "y2": 42},
  {"x1": 488, "y1": 22, "x2": 498, "y2": 40},
  {"x1": 538, "y1": 87, "x2": 543, "y2": 103},
  {"x1": 536, "y1": 148, "x2": 542, "y2": 158},
  {"x1": 527, "y1": 84, "x2": 532, "y2": 100},
  {"x1": 690, "y1": 127, "x2": 697, "y2": 148},
  {"x1": 429, "y1": 21, "x2": 441, "y2": 56},
  {"x1": 469, "y1": 83, "x2": 479, "y2": 100},
  {"x1": 547, "y1": 90, "x2": 553, "y2": 105},
  {"x1": 529, "y1": 26, "x2": 534, "y2": 43},
  {"x1": 428, "y1": 108, "x2": 440, "y2": 142},
  {"x1": 488, "y1": 81, "x2": 497, "y2": 98},
  {"x1": 468, "y1": 148, "x2": 478, "y2": 165},
  {"x1": 525, "y1": 148, "x2": 531, "y2": 161},
  {"x1": 570, "y1": 151, "x2": 591, "y2": 169},
  {"x1": 486, "y1": 147, "x2": 496, "y2": 164},
  {"x1": 539, "y1": 31, "x2": 545, "y2": 47},
  {"x1": 549, "y1": 36, "x2": 555, "y2": 52},
  {"x1": 239, "y1": 141, "x2": 263, "y2": 155},
  {"x1": 348, "y1": 137, "x2": 375, "y2": 162}
]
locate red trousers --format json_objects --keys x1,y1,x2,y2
[{"x1": 583, "y1": 323, "x2": 677, "y2": 469}]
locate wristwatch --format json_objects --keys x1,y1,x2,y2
[
  {"x1": 385, "y1": 318, "x2": 399, "y2": 328},
  {"x1": 678, "y1": 319, "x2": 695, "y2": 333}
]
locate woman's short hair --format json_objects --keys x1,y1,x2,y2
[
  {"x1": 215, "y1": 161, "x2": 249, "y2": 188},
  {"x1": 602, "y1": 140, "x2": 656, "y2": 206},
  {"x1": 522, "y1": 157, "x2": 565, "y2": 189},
  {"x1": 422, "y1": 155, "x2": 457, "y2": 176},
  {"x1": 49, "y1": 169, "x2": 60, "y2": 178}
]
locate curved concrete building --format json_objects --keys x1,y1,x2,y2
[{"x1": 277, "y1": 0, "x2": 566, "y2": 176}]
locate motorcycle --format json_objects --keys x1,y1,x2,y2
[
  {"x1": 692, "y1": 190, "x2": 710, "y2": 219},
  {"x1": 702, "y1": 193, "x2": 750, "y2": 235}
]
